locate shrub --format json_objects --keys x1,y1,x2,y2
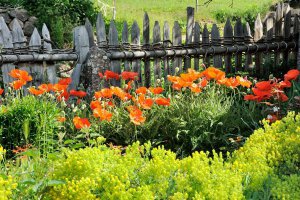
[{"x1": 0, "y1": 95, "x2": 61, "y2": 156}]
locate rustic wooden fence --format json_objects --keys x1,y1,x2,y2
[{"x1": 0, "y1": 2, "x2": 299, "y2": 91}]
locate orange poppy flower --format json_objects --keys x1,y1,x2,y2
[
  {"x1": 237, "y1": 76, "x2": 252, "y2": 88},
  {"x1": 168, "y1": 75, "x2": 179, "y2": 83},
  {"x1": 0, "y1": 88, "x2": 4, "y2": 95},
  {"x1": 121, "y1": 71, "x2": 138, "y2": 80},
  {"x1": 127, "y1": 106, "x2": 146, "y2": 125},
  {"x1": 149, "y1": 87, "x2": 164, "y2": 94},
  {"x1": 155, "y1": 98, "x2": 170, "y2": 106},
  {"x1": 10, "y1": 80, "x2": 26, "y2": 90},
  {"x1": 58, "y1": 78, "x2": 72, "y2": 85},
  {"x1": 70, "y1": 90, "x2": 87, "y2": 98},
  {"x1": 201, "y1": 67, "x2": 225, "y2": 81},
  {"x1": 223, "y1": 77, "x2": 240, "y2": 88},
  {"x1": 28, "y1": 87, "x2": 44, "y2": 96},
  {"x1": 9, "y1": 69, "x2": 32, "y2": 82},
  {"x1": 57, "y1": 116, "x2": 66, "y2": 123},
  {"x1": 93, "y1": 107, "x2": 113, "y2": 121},
  {"x1": 38, "y1": 84, "x2": 53, "y2": 92},
  {"x1": 284, "y1": 69, "x2": 300, "y2": 81},
  {"x1": 95, "y1": 88, "x2": 113, "y2": 99},
  {"x1": 200, "y1": 78, "x2": 208, "y2": 88},
  {"x1": 135, "y1": 87, "x2": 148, "y2": 94},
  {"x1": 73, "y1": 116, "x2": 91, "y2": 129},
  {"x1": 137, "y1": 94, "x2": 154, "y2": 109},
  {"x1": 110, "y1": 86, "x2": 126, "y2": 100},
  {"x1": 190, "y1": 85, "x2": 202, "y2": 93},
  {"x1": 90, "y1": 100, "x2": 102, "y2": 110},
  {"x1": 52, "y1": 84, "x2": 68, "y2": 92},
  {"x1": 105, "y1": 70, "x2": 120, "y2": 80},
  {"x1": 172, "y1": 83, "x2": 183, "y2": 90}
]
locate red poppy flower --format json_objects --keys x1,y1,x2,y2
[
  {"x1": 149, "y1": 87, "x2": 164, "y2": 94},
  {"x1": 90, "y1": 100, "x2": 102, "y2": 110},
  {"x1": 135, "y1": 87, "x2": 148, "y2": 94},
  {"x1": 28, "y1": 87, "x2": 44, "y2": 96},
  {"x1": 70, "y1": 90, "x2": 87, "y2": 98},
  {"x1": 155, "y1": 98, "x2": 170, "y2": 106},
  {"x1": 98, "y1": 72, "x2": 104, "y2": 79},
  {"x1": 284, "y1": 69, "x2": 300, "y2": 81},
  {"x1": 58, "y1": 78, "x2": 72, "y2": 85},
  {"x1": 0, "y1": 88, "x2": 3, "y2": 95},
  {"x1": 200, "y1": 78, "x2": 208, "y2": 88},
  {"x1": 105, "y1": 70, "x2": 120, "y2": 80},
  {"x1": 73, "y1": 116, "x2": 91, "y2": 129},
  {"x1": 53, "y1": 84, "x2": 68, "y2": 92},
  {"x1": 138, "y1": 94, "x2": 154, "y2": 110},
  {"x1": 57, "y1": 91, "x2": 70, "y2": 101},
  {"x1": 121, "y1": 71, "x2": 138, "y2": 80},
  {"x1": 244, "y1": 95, "x2": 260, "y2": 101},
  {"x1": 255, "y1": 81, "x2": 273, "y2": 91}
]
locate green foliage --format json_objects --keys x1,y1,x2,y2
[
  {"x1": 1, "y1": 112, "x2": 299, "y2": 199},
  {"x1": 0, "y1": 96, "x2": 61, "y2": 156},
  {"x1": 98, "y1": 85, "x2": 262, "y2": 156},
  {"x1": 231, "y1": 112, "x2": 300, "y2": 199}
]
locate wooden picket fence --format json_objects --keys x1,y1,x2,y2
[{"x1": 0, "y1": 2, "x2": 299, "y2": 90}]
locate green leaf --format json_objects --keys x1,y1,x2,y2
[{"x1": 47, "y1": 180, "x2": 66, "y2": 186}]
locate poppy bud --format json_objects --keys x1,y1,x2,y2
[{"x1": 175, "y1": 67, "x2": 180, "y2": 73}]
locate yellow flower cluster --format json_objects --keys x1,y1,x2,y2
[{"x1": 0, "y1": 176, "x2": 17, "y2": 200}]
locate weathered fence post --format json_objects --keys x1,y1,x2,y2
[
  {"x1": 234, "y1": 18, "x2": 244, "y2": 72},
  {"x1": 194, "y1": 22, "x2": 201, "y2": 71},
  {"x1": 184, "y1": 7, "x2": 194, "y2": 70},
  {"x1": 0, "y1": 17, "x2": 15, "y2": 89},
  {"x1": 244, "y1": 22, "x2": 253, "y2": 73},
  {"x1": 85, "y1": 18, "x2": 95, "y2": 48},
  {"x1": 275, "y1": 3, "x2": 283, "y2": 69},
  {"x1": 265, "y1": 12, "x2": 275, "y2": 75},
  {"x1": 143, "y1": 13, "x2": 151, "y2": 87},
  {"x1": 211, "y1": 24, "x2": 222, "y2": 68},
  {"x1": 108, "y1": 20, "x2": 121, "y2": 87},
  {"x1": 202, "y1": 24, "x2": 210, "y2": 67},
  {"x1": 69, "y1": 26, "x2": 89, "y2": 90},
  {"x1": 172, "y1": 21, "x2": 182, "y2": 74},
  {"x1": 163, "y1": 21, "x2": 170, "y2": 82},
  {"x1": 29, "y1": 28, "x2": 45, "y2": 86},
  {"x1": 153, "y1": 21, "x2": 161, "y2": 85},
  {"x1": 42, "y1": 24, "x2": 58, "y2": 84},
  {"x1": 131, "y1": 21, "x2": 142, "y2": 86},
  {"x1": 283, "y1": 4, "x2": 291, "y2": 71},
  {"x1": 254, "y1": 14, "x2": 263, "y2": 77},
  {"x1": 122, "y1": 21, "x2": 130, "y2": 72},
  {"x1": 224, "y1": 18, "x2": 233, "y2": 73}
]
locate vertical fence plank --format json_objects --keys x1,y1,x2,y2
[
  {"x1": 96, "y1": 13, "x2": 107, "y2": 47},
  {"x1": 163, "y1": 21, "x2": 170, "y2": 82},
  {"x1": 224, "y1": 18, "x2": 233, "y2": 73},
  {"x1": 234, "y1": 18, "x2": 244, "y2": 72},
  {"x1": 29, "y1": 28, "x2": 45, "y2": 86},
  {"x1": 184, "y1": 7, "x2": 194, "y2": 70},
  {"x1": 11, "y1": 18, "x2": 31, "y2": 90},
  {"x1": 42, "y1": 24, "x2": 58, "y2": 84},
  {"x1": 202, "y1": 24, "x2": 210, "y2": 67},
  {"x1": 275, "y1": 3, "x2": 283, "y2": 69},
  {"x1": 254, "y1": 14, "x2": 263, "y2": 78},
  {"x1": 211, "y1": 24, "x2": 222, "y2": 68},
  {"x1": 108, "y1": 20, "x2": 121, "y2": 87},
  {"x1": 153, "y1": 21, "x2": 161, "y2": 85},
  {"x1": 131, "y1": 21, "x2": 142, "y2": 86},
  {"x1": 143, "y1": 12, "x2": 151, "y2": 87},
  {"x1": 85, "y1": 18, "x2": 95, "y2": 47},
  {"x1": 0, "y1": 17, "x2": 15, "y2": 88},
  {"x1": 172, "y1": 21, "x2": 182, "y2": 75},
  {"x1": 122, "y1": 21, "x2": 130, "y2": 72},
  {"x1": 294, "y1": 14, "x2": 300, "y2": 70},
  {"x1": 70, "y1": 26, "x2": 89, "y2": 90},
  {"x1": 193, "y1": 22, "x2": 201, "y2": 71},
  {"x1": 283, "y1": 4, "x2": 291, "y2": 71},
  {"x1": 265, "y1": 13, "x2": 275, "y2": 76},
  {"x1": 244, "y1": 22, "x2": 253, "y2": 74}
]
